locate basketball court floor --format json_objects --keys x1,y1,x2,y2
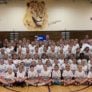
[{"x1": 0, "y1": 85, "x2": 92, "y2": 92}]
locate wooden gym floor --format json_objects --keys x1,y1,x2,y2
[{"x1": 0, "y1": 85, "x2": 92, "y2": 92}]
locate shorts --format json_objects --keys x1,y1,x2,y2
[{"x1": 53, "y1": 78, "x2": 63, "y2": 85}]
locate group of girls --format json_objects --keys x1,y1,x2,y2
[{"x1": 0, "y1": 59, "x2": 92, "y2": 87}]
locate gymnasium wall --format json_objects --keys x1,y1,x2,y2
[
  {"x1": 0, "y1": 31, "x2": 92, "y2": 41},
  {"x1": 0, "y1": 0, "x2": 92, "y2": 31}
]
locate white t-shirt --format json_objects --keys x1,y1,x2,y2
[
  {"x1": 0, "y1": 64, "x2": 7, "y2": 72},
  {"x1": 28, "y1": 70, "x2": 38, "y2": 78},
  {"x1": 82, "y1": 65, "x2": 88, "y2": 72},
  {"x1": 74, "y1": 70, "x2": 86, "y2": 78},
  {"x1": 87, "y1": 71, "x2": 92, "y2": 78},
  {"x1": 32, "y1": 59, "x2": 38, "y2": 64},
  {"x1": 35, "y1": 65, "x2": 43, "y2": 71},
  {"x1": 29, "y1": 45, "x2": 35, "y2": 54},
  {"x1": 40, "y1": 69, "x2": 51, "y2": 77},
  {"x1": 63, "y1": 44, "x2": 69, "y2": 56},
  {"x1": 71, "y1": 44, "x2": 79, "y2": 54},
  {"x1": 42, "y1": 59, "x2": 48, "y2": 64},
  {"x1": 4, "y1": 60, "x2": 9, "y2": 64},
  {"x1": 5, "y1": 47, "x2": 14, "y2": 54},
  {"x1": 17, "y1": 71, "x2": 26, "y2": 78},
  {"x1": 55, "y1": 46, "x2": 61, "y2": 53},
  {"x1": 5, "y1": 72, "x2": 15, "y2": 80},
  {"x1": 88, "y1": 63, "x2": 92, "y2": 71},
  {"x1": 61, "y1": 63, "x2": 68, "y2": 70},
  {"x1": 6, "y1": 64, "x2": 16, "y2": 71},
  {"x1": 62, "y1": 70, "x2": 73, "y2": 78},
  {"x1": 48, "y1": 66, "x2": 53, "y2": 71},
  {"x1": 38, "y1": 46, "x2": 44, "y2": 55},
  {"x1": 70, "y1": 64, "x2": 77, "y2": 71},
  {"x1": 21, "y1": 47, "x2": 26, "y2": 55},
  {"x1": 52, "y1": 70, "x2": 61, "y2": 78},
  {"x1": 13, "y1": 59, "x2": 19, "y2": 65},
  {"x1": 49, "y1": 59, "x2": 54, "y2": 64},
  {"x1": 58, "y1": 59, "x2": 64, "y2": 65},
  {"x1": 23, "y1": 59, "x2": 32, "y2": 64}
]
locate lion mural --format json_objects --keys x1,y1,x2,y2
[{"x1": 24, "y1": 0, "x2": 48, "y2": 31}]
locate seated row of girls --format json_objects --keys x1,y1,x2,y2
[{"x1": 0, "y1": 64, "x2": 92, "y2": 86}]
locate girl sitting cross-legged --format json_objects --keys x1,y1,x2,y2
[
  {"x1": 62, "y1": 64, "x2": 75, "y2": 86},
  {"x1": 37, "y1": 64, "x2": 52, "y2": 86},
  {"x1": 74, "y1": 65, "x2": 88, "y2": 85},
  {"x1": 15, "y1": 63, "x2": 27, "y2": 86},
  {"x1": 0, "y1": 68, "x2": 15, "y2": 86},
  {"x1": 52, "y1": 65, "x2": 63, "y2": 85},
  {"x1": 25, "y1": 65, "x2": 38, "y2": 86}
]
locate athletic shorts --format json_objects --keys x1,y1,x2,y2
[{"x1": 52, "y1": 78, "x2": 63, "y2": 85}]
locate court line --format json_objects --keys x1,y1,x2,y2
[
  {"x1": 3, "y1": 86, "x2": 21, "y2": 92},
  {"x1": 68, "y1": 85, "x2": 91, "y2": 92},
  {"x1": 3, "y1": 85, "x2": 91, "y2": 92},
  {"x1": 47, "y1": 85, "x2": 51, "y2": 92}
]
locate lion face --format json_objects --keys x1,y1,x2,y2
[{"x1": 26, "y1": 0, "x2": 47, "y2": 28}]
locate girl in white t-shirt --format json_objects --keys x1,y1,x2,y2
[
  {"x1": 52, "y1": 65, "x2": 63, "y2": 85},
  {"x1": 37, "y1": 64, "x2": 52, "y2": 86},
  {"x1": 70, "y1": 58, "x2": 77, "y2": 74},
  {"x1": 45, "y1": 60, "x2": 53, "y2": 71},
  {"x1": 35, "y1": 60, "x2": 43, "y2": 75},
  {"x1": 12, "y1": 54, "x2": 19, "y2": 65},
  {"x1": 6, "y1": 59, "x2": 16, "y2": 72},
  {"x1": 74, "y1": 65, "x2": 88, "y2": 85},
  {"x1": 25, "y1": 65, "x2": 38, "y2": 86},
  {"x1": 62, "y1": 64, "x2": 75, "y2": 85},
  {"x1": 0, "y1": 68, "x2": 15, "y2": 86},
  {"x1": 61, "y1": 58, "x2": 69, "y2": 70},
  {"x1": 15, "y1": 64, "x2": 27, "y2": 85},
  {"x1": 81, "y1": 60, "x2": 88, "y2": 74}
]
